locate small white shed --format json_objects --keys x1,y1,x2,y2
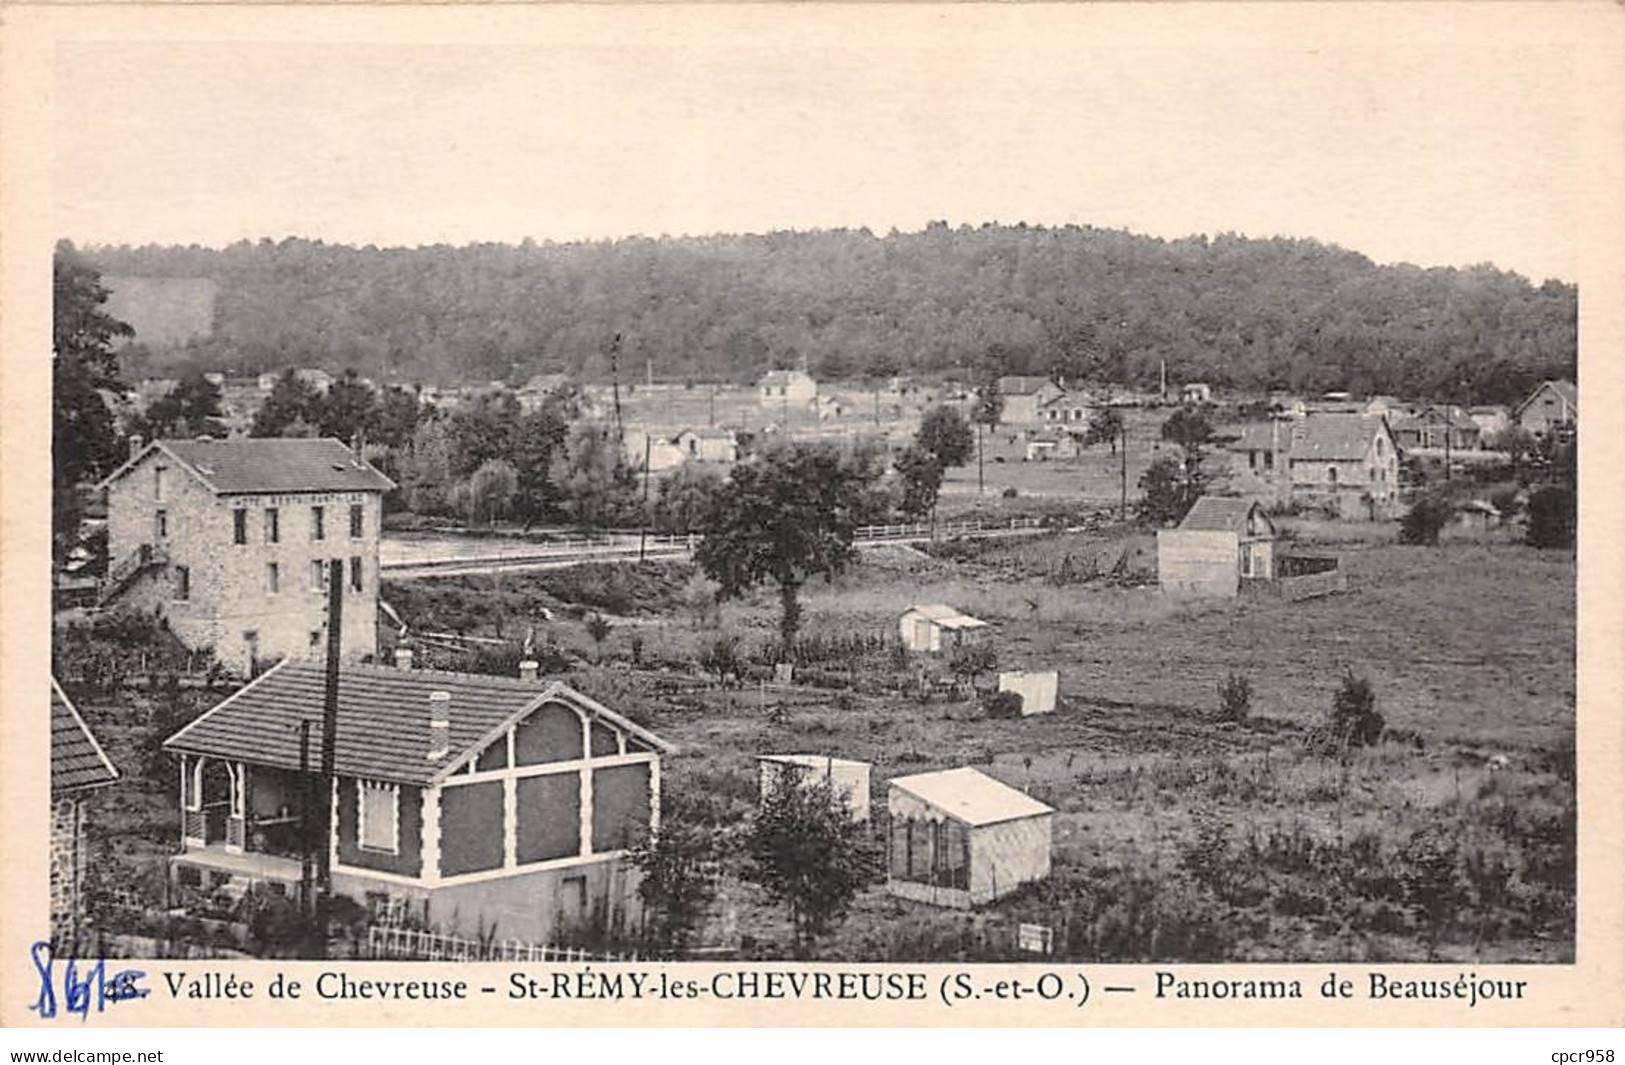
[
  {"x1": 996, "y1": 670, "x2": 1059, "y2": 715},
  {"x1": 886, "y1": 767, "x2": 1053, "y2": 908},
  {"x1": 758, "y1": 754, "x2": 871, "y2": 822},
  {"x1": 899, "y1": 604, "x2": 990, "y2": 653}
]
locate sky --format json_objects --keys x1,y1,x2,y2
[{"x1": 50, "y1": 6, "x2": 1584, "y2": 282}]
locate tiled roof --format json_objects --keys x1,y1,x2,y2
[
  {"x1": 680, "y1": 427, "x2": 737, "y2": 440},
  {"x1": 105, "y1": 438, "x2": 395, "y2": 495},
  {"x1": 889, "y1": 767, "x2": 1053, "y2": 827},
  {"x1": 1225, "y1": 422, "x2": 1282, "y2": 452},
  {"x1": 164, "y1": 661, "x2": 674, "y2": 786},
  {"x1": 1179, "y1": 496, "x2": 1262, "y2": 532},
  {"x1": 1289, "y1": 414, "x2": 1385, "y2": 463},
  {"x1": 51, "y1": 680, "x2": 119, "y2": 794},
  {"x1": 760, "y1": 370, "x2": 813, "y2": 387}
]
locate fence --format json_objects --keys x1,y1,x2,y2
[{"x1": 363, "y1": 924, "x2": 641, "y2": 963}]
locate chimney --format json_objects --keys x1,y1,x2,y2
[
  {"x1": 427, "y1": 691, "x2": 451, "y2": 762},
  {"x1": 394, "y1": 646, "x2": 414, "y2": 671},
  {"x1": 518, "y1": 659, "x2": 540, "y2": 682},
  {"x1": 129, "y1": 434, "x2": 144, "y2": 460}
]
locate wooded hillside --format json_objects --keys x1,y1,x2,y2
[{"x1": 82, "y1": 223, "x2": 1576, "y2": 406}]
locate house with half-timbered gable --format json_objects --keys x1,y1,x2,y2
[{"x1": 163, "y1": 660, "x2": 675, "y2": 943}]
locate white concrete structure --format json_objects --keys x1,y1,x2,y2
[
  {"x1": 996, "y1": 671, "x2": 1059, "y2": 716},
  {"x1": 899, "y1": 604, "x2": 990, "y2": 653},
  {"x1": 758, "y1": 754, "x2": 871, "y2": 822},
  {"x1": 886, "y1": 767, "x2": 1053, "y2": 908}
]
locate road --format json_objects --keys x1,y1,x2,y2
[{"x1": 379, "y1": 519, "x2": 1050, "y2": 579}]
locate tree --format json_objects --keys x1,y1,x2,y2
[
  {"x1": 697, "y1": 634, "x2": 743, "y2": 688},
  {"x1": 893, "y1": 444, "x2": 944, "y2": 521},
  {"x1": 654, "y1": 463, "x2": 724, "y2": 534},
  {"x1": 1137, "y1": 454, "x2": 1190, "y2": 526},
  {"x1": 583, "y1": 612, "x2": 612, "y2": 660},
  {"x1": 552, "y1": 424, "x2": 640, "y2": 529},
  {"x1": 914, "y1": 405, "x2": 974, "y2": 468},
  {"x1": 251, "y1": 369, "x2": 322, "y2": 437},
  {"x1": 695, "y1": 441, "x2": 874, "y2": 650},
  {"x1": 317, "y1": 369, "x2": 378, "y2": 442},
  {"x1": 1216, "y1": 672, "x2": 1253, "y2": 724},
  {"x1": 948, "y1": 643, "x2": 998, "y2": 691},
  {"x1": 454, "y1": 459, "x2": 518, "y2": 525},
  {"x1": 398, "y1": 417, "x2": 455, "y2": 514},
  {"x1": 136, "y1": 373, "x2": 227, "y2": 439},
  {"x1": 1526, "y1": 486, "x2": 1576, "y2": 549},
  {"x1": 744, "y1": 775, "x2": 872, "y2": 954},
  {"x1": 449, "y1": 388, "x2": 522, "y2": 476},
  {"x1": 53, "y1": 242, "x2": 132, "y2": 562},
  {"x1": 629, "y1": 817, "x2": 719, "y2": 957},
  {"x1": 368, "y1": 387, "x2": 425, "y2": 450},
  {"x1": 1325, "y1": 669, "x2": 1384, "y2": 749},
  {"x1": 1084, "y1": 408, "x2": 1124, "y2": 454},
  {"x1": 509, "y1": 399, "x2": 574, "y2": 528},
  {"x1": 1160, "y1": 407, "x2": 1215, "y2": 507},
  {"x1": 1398, "y1": 493, "x2": 1453, "y2": 546}
]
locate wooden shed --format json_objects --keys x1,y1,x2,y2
[
  {"x1": 899, "y1": 604, "x2": 990, "y2": 653},
  {"x1": 996, "y1": 670, "x2": 1058, "y2": 715},
  {"x1": 1157, "y1": 496, "x2": 1277, "y2": 597},
  {"x1": 886, "y1": 767, "x2": 1053, "y2": 908},
  {"x1": 758, "y1": 754, "x2": 871, "y2": 822}
]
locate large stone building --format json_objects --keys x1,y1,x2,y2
[
  {"x1": 99, "y1": 438, "x2": 393, "y2": 674},
  {"x1": 1286, "y1": 413, "x2": 1401, "y2": 519}
]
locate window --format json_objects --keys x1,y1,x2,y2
[
  {"x1": 311, "y1": 560, "x2": 327, "y2": 591},
  {"x1": 174, "y1": 565, "x2": 190, "y2": 600},
  {"x1": 310, "y1": 629, "x2": 322, "y2": 648},
  {"x1": 311, "y1": 505, "x2": 325, "y2": 541},
  {"x1": 350, "y1": 556, "x2": 363, "y2": 593},
  {"x1": 233, "y1": 508, "x2": 248, "y2": 545},
  {"x1": 349, "y1": 504, "x2": 364, "y2": 539},
  {"x1": 154, "y1": 466, "x2": 166, "y2": 501},
  {"x1": 265, "y1": 562, "x2": 280, "y2": 595},
  {"x1": 357, "y1": 779, "x2": 399, "y2": 854},
  {"x1": 154, "y1": 510, "x2": 168, "y2": 539},
  {"x1": 264, "y1": 507, "x2": 280, "y2": 544},
  {"x1": 1328, "y1": 466, "x2": 1339, "y2": 486}
]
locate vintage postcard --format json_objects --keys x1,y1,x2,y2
[{"x1": 2, "y1": 0, "x2": 1622, "y2": 1031}]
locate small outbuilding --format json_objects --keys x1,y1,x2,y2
[
  {"x1": 996, "y1": 670, "x2": 1058, "y2": 716},
  {"x1": 899, "y1": 604, "x2": 990, "y2": 653},
  {"x1": 758, "y1": 754, "x2": 871, "y2": 822},
  {"x1": 886, "y1": 767, "x2": 1053, "y2": 908},
  {"x1": 1157, "y1": 496, "x2": 1277, "y2": 597}
]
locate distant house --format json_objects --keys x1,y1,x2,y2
[
  {"x1": 1363, "y1": 395, "x2": 1411, "y2": 419},
  {"x1": 674, "y1": 427, "x2": 739, "y2": 464},
  {"x1": 815, "y1": 396, "x2": 847, "y2": 421},
  {"x1": 886, "y1": 767, "x2": 1053, "y2": 908},
  {"x1": 1268, "y1": 391, "x2": 1307, "y2": 418},
  {"x1": 517, "y1": 373, "x2": 572, "y2": 413},
  {"x1": 993, "y1": 377, "x2": 1064, "y2": 427},
  {"x1": 758, "y1": 755, "x2": 871, "y2": 822},
  {"x1": 293, "y1": 368, "x2": 333, "y2": 394},
  {"x1": 51, "y1": 679, "x2": 120, "y2": 951},
  {"x1": 1024, "y1": 430, "x2": 1082, "y2": 462},
  {"x1": 757, "y1": 370, "x2": 818, "y2": 409},
  {"x1": 164, "y1": 661, "x2": 675, "y2": 944},
  {"x1": 623, "y1": 430, "x2": 686, "y2": 473},
  {"x1": 1390, "y1": 406, "x2": 1481, "y2": 451},
  {"x1": 1468, "y1": 405, "x2": 1511, "y2": 440},
  {"x1": 1180, "y1": 382, "x2": 1213, "y2": 405},
  {"x1": 1514, "y1": 380, "x2": 1577, "y2": 440},
  {"x1": 1157, "y1": 496, "x2": 1278, "y2": 597},
  {"x1": 899, "y1": 604, "x2": 990, "y2": 653},
  {"x1": 1038, "y1": 392, "x2": 1094, "y2": 425},
  {"x1": 97, "y1": 437, "x2": 394, "y2": 674},
  {"x1": 1225, "y1": 420, "x2": 1289, "y2": 498},
  {"x1": 1456, "y1": 499, "x2": 1503, "y2": 533},
  {"x1": 1286, "y1": 413, "x2": 1400, "y2": 519}
]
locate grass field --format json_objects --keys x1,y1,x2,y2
[{"x1": 65, "y1": 520, "x2": 1574, "y2": 963}]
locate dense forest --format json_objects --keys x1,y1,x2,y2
[{"x1": 81, "y1": 223, "x2": 1576, "y2": 406}]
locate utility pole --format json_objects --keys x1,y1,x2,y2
[
  {"x1": 977, "y1": 421, "x2": 985, "y2": 495},
  {"x1": 315, "y1": 557, "x2": 344, "y2": 961},
  {"x1": 298, "y1": 719, "x2": 313, "y2": 922},
  {"x1": 608, "y1": 333, "x2": 624, "y2": 443},
  {"x1": 708, "y1": 385, "x2": 716, "y2": 428},
  {"x1": 1119, "y1": 419, "x2": 1128, "y2": 521},
  {"x1": 638, "y1": 435, "x2": 653, "y2": 563}
]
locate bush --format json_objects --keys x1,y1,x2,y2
[
  {"x1": 1525, "y1": 486, "x2": 1576, "y2": 549},
  {"x1": 697, "y1": 635, "x2": 743, "y2": 688},
  {"x1": 1398, "y1": 493, "x2": 1452, "y2": 545},
  {"x1": 982, "y1": 691, "x2": 1024, "y2": 719},
  {"x1": 1001, "y1": 487, "x2": 1019, "y2": 499},
  {"x1": 1324, "y1": 669, "x2": 1384, "y2": 750},
  {"x1": 1215, "y1": 672, "x2": 1252, "y2": 724}
]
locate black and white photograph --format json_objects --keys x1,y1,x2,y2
[{"x1": 13, "y1": 2, "x2": 1617, "y2": 1024}]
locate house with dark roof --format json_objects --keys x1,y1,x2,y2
[
  {"x1": 163, "y1": 660, "x2": 675, "y2": 944},
  {"x1": 1390, "y1": 405, "x2": 1481, "y2": 452},
  {"x1": 98, "y1": 438, "x2": 395, "y2": 674},
  {"x1": 51, "y1": 680, "x2": 120, "y2": 951},
  {"x1": 1514, "y1": 379, "x2": 1577, "y2": 440},
  {"x1": 1157, "y1": 497, "x2": 1278, "y2": 597},
  {"x1": 1286, "y1": 413, "x2": 1400, "y2": 519}
]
